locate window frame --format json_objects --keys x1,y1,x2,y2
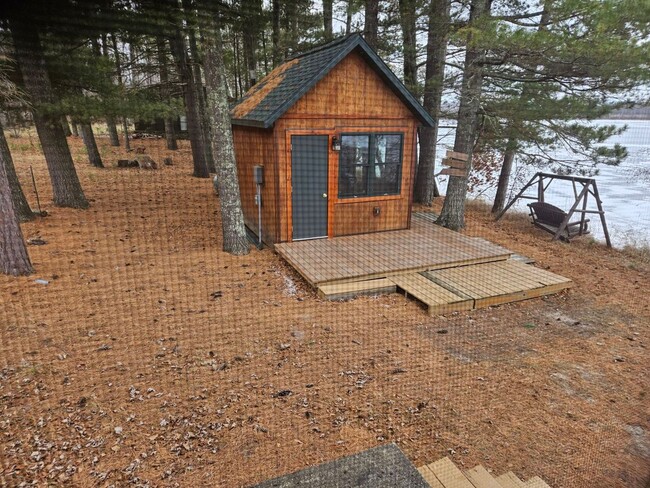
[{"x1": 337, "y1": 132, "x2": 404, "y2": 199}]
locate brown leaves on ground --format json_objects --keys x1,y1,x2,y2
[{"x1": 0, "y1": 135, "x2": 648, "y2": 487}]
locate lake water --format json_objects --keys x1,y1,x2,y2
[{"x1": 435, "y1": 119, "x2": 650, "y2": 248}]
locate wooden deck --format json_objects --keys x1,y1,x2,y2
[
  {"x1": 275, "y1": 214, "x2": 512, "y2": 287},
  {"x1": 418, "y1": 457, "x2": 553, "y2": 488},
  {"x1": 276, "y1": 214, "x2": 572, "y2": 313}
]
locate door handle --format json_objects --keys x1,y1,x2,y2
[{"x1": 322, "y1": 193, "x2": 328, "y2": 198}]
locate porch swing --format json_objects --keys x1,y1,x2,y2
[{"x1": 495, "y1": 172, "x2": 612, "y2": 247}]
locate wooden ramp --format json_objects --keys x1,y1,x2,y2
[{"x1": 418, "y1": 457, "x2": 552, "y2": 488}]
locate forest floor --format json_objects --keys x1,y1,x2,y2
[{"x1": 1, "y1": 135, "x2": 649, "y2": 488}]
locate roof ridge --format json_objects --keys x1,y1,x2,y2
[{"x1": 287, "y1": 32, "x2": 362, "y2": 61}]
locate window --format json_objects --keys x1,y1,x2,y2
[{"x1": 338, "y1": 133, "x2": 403, "y2": 198}]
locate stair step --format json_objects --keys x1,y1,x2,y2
[
  {"x1": 425, "y1": 457, "x2": 475, "y2": 488},
  {"x1": 496, "y1": 472, "x2": 526, "y2": 488},
  {"x1": 417, "y1": 465, "x2": 445, "y2": 488},
  {"x1": 318, "y1": 277, "x2": 396, "y2": 300},
  {"x1": 523, "y1": 476, "x2": 552, "y2": 488},
  {"x1": 463, "y1": 465, "x2": 502, "y2": 488},
  {"x1": 390, "y1": 273, "x2": 473, "y2": 315}
]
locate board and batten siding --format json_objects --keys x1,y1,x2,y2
[
  {"x1": 232, "y1": 50, "x2": 421, "y2": 244},
  {"x1": 232, "y1": 126, "x2": 278, "y2": 243},
  {"x1": 275, "y1": 51, "x2": 419, "y2": 242}
]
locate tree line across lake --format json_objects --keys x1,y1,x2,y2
[{"x1": 1, "y1": 0, "x2": 648, "y2": 275}]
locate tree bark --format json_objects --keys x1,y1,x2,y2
[
  {"x1": 272, "y1": 0, "x2": 281, "y2": 67},
  {"x1": 70, "y1": 120, "x2": 79, "y2": 137},
  {"x1": 110, "y1": 33, "x2": 131, "y2": 151},
  {"x1": 9, "y1": 17, "x2": 88, "y2": 209},
  {"x1": 346, "y1": 0, "x2": 353, "y2": 35},
  {"x1": 201, "y1": 16, "x2": 250, "y2": 255},
  {"x1": 61, "y1": 116, "x2": 72, "y2": 137},
  {"x1": 437, "y1": 0, "x2": 491, "y2": 230},
  {"x1": 170, "y1": 28, "x2": 210, "y2": 178},
  {"x1": 323, "y1": 0, "x2": 333, "y2": 40},
  {"x1": 398, "y1": 0, "x2": 418, "y2": 95},
  {"x1": 0, "y1": 132, "x2": 34, "y2": 276},
  {"x1": 79, "y1": 122, "x2": 104, "y2": 168},
  {"x1": 241, "y1": 0, "x2": 262, "y2": 85},
  {"x1": 0, "y1": 119, "x2": 34, "y2": 222},
  {"x1": 414, "y1": 0, "x2": 450, "y2": 205},
  {"x1": 106, "y1": 116, "x2": 120, "y2": 146},
  {"x1": 364, "y1": 0, "x2": 379, "y2": 49},
  {"x1": 156, "y1": 38, "x2": 178, "y2": 150},
  {"x1": 491, "y1": 145, "x2": 515, "y2": 214},
  {"x1": 187, "y1": 18, "x2": 216, "y2": 173},
  {"x1": 101, "y1": 35, "x2": 120, "y2": 147}
]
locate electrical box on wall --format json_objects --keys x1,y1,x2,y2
[{"x1": 253, "y1": 165, "x2": 264, "y2": 185}]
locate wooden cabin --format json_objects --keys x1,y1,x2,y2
[{"x1": 231, "y1": 34, "x2": 434, "y2": 245}]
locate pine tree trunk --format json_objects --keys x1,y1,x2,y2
[
  {"x1": 122, "y1": 118, "x2": 131, "y2": 151},
  {"x1": 436, "y1": 0, "x2": 490, "y2": 230},
  {"x1": 110, "y1": 34, "x2": 131, "y2": 151},
  {"x1": 79, "y1": 122, "x2": 104, "y2": 168},
  {"x1": 187, "y1": 23, "x2": 216, "y2": 173},
  {"x1": 157, "y1": 37, "x2": 178, "y2": 150},
  {"x1": 492, "y1": 144, "x2": 516, "y2": 214},
  {"x1": 414, "y1": 0, "x2": 450, "y2": 205},
  {"x1": 201, "y1": 16, "x2": 250, "y2": 256},
  {"x1": 241, "y1": 0, "x2": 262, "y2": 85},
  {"x1": 398, "y1": 0, "x2": 418, "y2": 95},
  {"x1": 61, "y1": 116, "x2": 72, "y2": 137},
  {"x1": 106, "y1": 116, "x2": 120, "y2": 146},
  {"x1": 364, "y1": 0, "x2": 379, "y2": 49},
  {"x1": 346, "y1": 0, "x2": 354, "y2": 35},
  {"x1": 71, "y1": 121, "x2": 79, "y2": 137},
  {"x1": 272, "y1": 0, "x2": 281, "y2": 66},
  {"x1": 101, "y1": 35, "x2": 120, "y2": 147},
  {"x1": 9, "y1": 17, "x2": 88, "y2": 209},
  {"x1": 0, "y1": 136, "x2": 34, "y2": 276},
  {"x1": 170, "y1": 30, "x2": 209, "y2": 178},
  {"x1": 323, "y1": 0, "x2": 333, "y2": 40},
  {"x1": 0, "y1": 120, "x2": 34, "y2": 222}
]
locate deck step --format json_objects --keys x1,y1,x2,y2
[
  {"x1": 424, "y1": 260, "x2": 572, "y2": 310},
  {"x1": 496, "y1": 471, "x2": 527, "y2": 488},
  {"x1": 424, "y1": 457, "x2": 475, "y2": 488},
  {"x1": 318, "y1": 278, "x2": 396, "y2": 300},
  {"x1": 523, "y1": 476, "x2": 552, "y2": 488},
  {"x1": 390, "y1": 273, "x2": 473, "y2": 315},
  {"x1": 417, "y1": 465, "x2": 445, "y2": 488},
  {"x1": 463, "y1": 465, "x2": 502, "y2": 488}
]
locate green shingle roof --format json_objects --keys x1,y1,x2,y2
[{"x1": 231, "y1": 33, "x2": 435, "y2": 129}]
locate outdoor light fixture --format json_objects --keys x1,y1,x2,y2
[{"x1": 332, "y1": 136, "x2": 341, "y2": 151}]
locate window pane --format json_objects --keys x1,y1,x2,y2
[
  {"x1": 340, "y1": 135, "x2": 369, "y2": 166},
  {"x1": 373, "y1": 135, "x2": 401, "y2": 166},
  {"x1": 371, "y1": 164, "x2": 400, "y2": 195},
  {"x1": 339, "y1": 135, "x2": 369, "y2": 197},
  {"x1": 339, "y1": 165, "x2": 368, "y2": 197}
]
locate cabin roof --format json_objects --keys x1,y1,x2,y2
[{"x1": 230, "y1": 33, "x2": 435, "y2": 129}]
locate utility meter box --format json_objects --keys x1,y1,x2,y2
[{"x1": 253, "y1": 165, "x2": 264, "y2": 185}]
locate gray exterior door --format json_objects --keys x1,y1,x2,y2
[{"x1": 291, "y1": 135, "x2": 329, "y2": 240}]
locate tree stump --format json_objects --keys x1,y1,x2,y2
[{"x1": 135, "y1": 156, "x2": 158, "y2": 170}]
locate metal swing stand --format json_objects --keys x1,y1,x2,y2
[{"x1": 495, "y1": 172, "x2": 612, "y2": 248}]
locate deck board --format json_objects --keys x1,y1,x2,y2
[{"x1": 275, "y1": 217, "x2": 511, "y2": 287}]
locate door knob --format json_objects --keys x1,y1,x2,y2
[{"x1": 322, "y1": 193, "x2": 328, "y2": 198}]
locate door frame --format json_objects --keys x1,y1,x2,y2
[{"x1": 285, "y1": 129, "x2": 337, "y2": 242}]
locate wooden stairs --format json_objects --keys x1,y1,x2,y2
[
  {"x1": 418, "y1": 457, "x2": 552, "y2": 488},
  {"x1": 319, "y1": 259, "x2": 572, "y2": 314}
]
